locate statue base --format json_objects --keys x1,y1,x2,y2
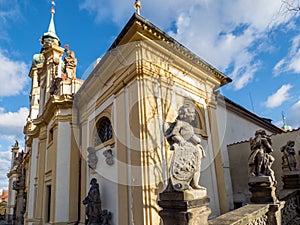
[
  {"x1": 158, "y1": 190, "x2": 211, "y2": 225},
  {"x1": 282, "y1": 170, "x2": 300, "y2": 189},
  {"x1": 248, "y1": 176, "x2": 278, "y2": 203}
]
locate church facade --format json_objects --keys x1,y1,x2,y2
[{"x1": 7, "y1": 4, "x2": 286, "y2": 225}]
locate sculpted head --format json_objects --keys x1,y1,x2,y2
[{"x1": 178, "y1": 103, "x2": 196, "y2": 123}]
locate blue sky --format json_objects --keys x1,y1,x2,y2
[{"x1": 0, "y1": 0, "x2": 300, "y2": 189}]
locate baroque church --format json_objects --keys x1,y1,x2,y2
[{"x1": 6, "y1": 1, "x2": 300, "y2": 225}]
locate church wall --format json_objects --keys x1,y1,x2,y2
[
  {"x1": 84, "y1": 95, "x2": 119, "y2": 225},
  {"x1": 68, "y1": 128, "x2": 80, "y2": 222},
  {"x1": 34, "y1": 126, "x2": 47, "y2": 223},
  {"x1": 26, "y1": 138, "x2": 39, "y2": 221},
  {"x1": 115, "y1": 89, "x2": 129, "y2": 225},
  {"x1": 6, "y1": 173, "x2": 17, "y2": 221},
  {"x1": 54, "y1": 121, "x2": 71, "y2": 222},
  {"x1": 216, "y1": 102, "x2": 278, "y2": 210},
  {"x1": 79, "y1": 120, "x2": 88, "y2": 225},
  {"x1": 136, "y1": 75, "x2": 222, "y2": 220},
  {"x1": 75, "y1": 30, "x2": 233, "y2": 224}
]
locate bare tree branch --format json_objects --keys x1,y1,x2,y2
[{"x1": 282, "y1": 0, "x2": 300, "y2": 12}]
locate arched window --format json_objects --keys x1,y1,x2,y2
[{"x1": 94, "y1": 117, "x2": 113, "y2": 146}]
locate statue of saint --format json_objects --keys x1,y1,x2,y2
[
  {"x1": 63, "y1": 48, "x2": 77, "y2": 78},
  {"x1": 164, "y1": 103, "x2": 206, "y2": 191},
  {"x1": 13, "y1": 170, "x2": 25, "y2": 191},
  {"x1": 248, "y1": 130, "x2": 276, "y2": 181},
  {"x1": 281, "y1": 140, "x2": 297, "y2": 171},
  {"x1": 83, "y1": 178, "x2": 102, "y2": 225}
]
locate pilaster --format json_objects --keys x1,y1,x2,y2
[{"x1": 206, "y1": 97, "x2": 229, "y2": 213}]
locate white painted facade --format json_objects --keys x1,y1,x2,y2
[
  {"x1": 27, "y1": 138, "x2": 38, "y2": 220},
  {"x1": 216, "y1": 95, "x2": 282, "y2": 210}
]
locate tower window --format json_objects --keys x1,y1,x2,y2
[
  {"x1": 48, "y1": 128, "x2": 54, "y2": 143},
  {"x1": 95, "y1": 117, "x2": 113, "y2": 146}
]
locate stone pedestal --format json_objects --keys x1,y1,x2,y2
[
  {"x1": 248, "y1": 176, "x2": 278, "y2": 203},
  {"x1": 282, "y1": 170, "x2": 300, "y2": 189},
  {"x1": 158, "y1": 189, "x2": 211, "y2": 225}
]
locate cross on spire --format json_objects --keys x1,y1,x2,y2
[
  {"x1": 134, "y1": 0, "x2": 141, "y2": 15},
  {"x1": 51, "y1": 1, "x2": 55, "y2": 14}
]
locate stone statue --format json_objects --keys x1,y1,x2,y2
[
  {"x1": 248, "y1": 130, "x2": 276, "y2": 181},
  {"x1": 281, "y1": 140, "x2": 297, "y2": 171},
  {"x1": 13, "y1": 151, "x2": 24, "y2": 167},
  {"x1": 87, "y1": 147, "x2": 98, "y2": 170},
  {"x1": 83, "y1": 178, "x2": 102, "y2": 225},
  {"x1": 13, "y1": 140, "x2": 19, "y2": 148},
  {"x1": 103, "y1": 149, "x2": 114, "y2": 166},
  {"x1": 63, "y1": 48, "x2": 77, "y2": 78},
  {"x1": 13, "y1": 170, "x2": 25, "y2": 191},
  {"x1": 49, "y1": 77, "x2": 62, "y2": 95},
  {"x1": 164, "y1": 103, "x2": 206, "y2": 191}
]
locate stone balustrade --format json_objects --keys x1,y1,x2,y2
[
  {"x1": 208, "y1": 204, "x2": 269, "y2": 225},
  {"x1": 208, "y1": 190, "x2": 300, "y2": 225}
]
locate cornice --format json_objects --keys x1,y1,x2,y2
[{"x1": 108, "y1": 13, "x2": 232, "y2": 87}]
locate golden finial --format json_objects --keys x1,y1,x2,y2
[
  {"x1": 134, "y1": 0, "x2": 141, "y2": 15},
  {"x1": 51, "y1": 1, "x2": 55, "y2": 14}
]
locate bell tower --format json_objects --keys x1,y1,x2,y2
[{"x1": 24, "y1": 2, "x2": 83, "y2": 224}]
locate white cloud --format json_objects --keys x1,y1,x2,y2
[
  {"x1": 0, "y1": 107, "x2": 28, "y2": 141},
  {"x1": 0, "y1": 2, "x2": 28, "y2": 97},
  {"x1": 81, "y1": 0, "x2": 295, "y2": 90},
  {"x1": 0, "y1": 0, "x2": 22, "y2": 42},
  {"x1": 0, "y1": 151, "x2": 11, "y2": 189},
  {"x1": 0, "y1": 51, "x2": 29, "y2": 97},
  {"x1": 273, "y1": 34, "x2": 300, "y2": 75},
  {"x1": 168, "y1": 0, "x2": 291, "y2": 89},
  {"x1": 273, "y1": 30, "x2": 300, "y2": 78},
  {"x1": 264, "y1": 84, "x2": 293, "y2": 108}
]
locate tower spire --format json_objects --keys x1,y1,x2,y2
[
  {"x1": 282, "y1": 111, "x2": 292, "y2": 131},
  {"x1": 134, "y1": 0, "x2": 141, "y2": 15},
  {"x1": 41, "y1": 0, "x2": 60, "y2": 45}
]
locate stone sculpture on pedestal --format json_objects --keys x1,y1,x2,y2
[
  {"x1": 164, "y1": 103, "x2": 206, "y2": 192},
  {"x1": 281, "y1": 140, "x2": 297, "y2": 171},
  {"x1": 158, "y1": 103, "x2": 210, "y2": 225},
  {"x1": 248, "y1": 130, "x2": 277, "y2": 203},
  {"x1": 280, "y1": 140, "x2": 300, "y2": 189},
  {"x1": 63, "y1": 48, "x2": 77, "y2": 79},
  {"x1": 83, "y1": 178, "x2": 111, "y2": 225}
]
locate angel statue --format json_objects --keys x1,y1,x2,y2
[{"x1": 164, "y1": 103, "x2": 206, "y2": 191}]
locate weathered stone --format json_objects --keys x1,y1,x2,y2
[
  {"x1": 158, "y1": 193, "x2": 211, "y2": 225},
  {"x1": 248, "y1": 176, "x2": 278, "y2": 204},
  {"x1": 163, "y1": 103, "x2": 206, "y2": 192},
  {"x1": 267, "y1": 202, "x2": 285, "y2": 225},
  {"x1": 248, "y1": 130, "x2": 276, "y2": 182},
  {"x1": 282, "y1": 170, "x2": 300, "y2": 189},
  {"x1": 208, "y1": 204, "x2": 269, "y2": 225},
  {"x1": 281, "y1": 140, "x2": 297, "y2": 172}
]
